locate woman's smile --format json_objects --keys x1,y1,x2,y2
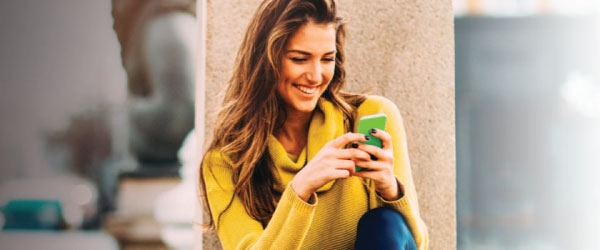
[{"x1": 293, "y1": 83, "x2": 320, "y2": 95}]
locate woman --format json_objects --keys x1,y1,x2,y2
[{"x1": 200, "y1": 0, "x2": 429, "y2": 249}]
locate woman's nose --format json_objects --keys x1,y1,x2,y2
[{"x1": 305, "y1": 61, "x2": 323, "y2": 84}]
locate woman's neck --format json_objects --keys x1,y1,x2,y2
[{"x1": 275, "y1": 110, "x2": 313, "y2": 156}]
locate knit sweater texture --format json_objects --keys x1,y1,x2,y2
[{"x1": 202, "y1": 95, "x2": 429, "y2": 250}]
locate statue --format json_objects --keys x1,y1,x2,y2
[{"x1": 112, "y1": 0, "x2": 197, "y2": 167}]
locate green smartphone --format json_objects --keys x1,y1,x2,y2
[{"x1": 355, "y1": 113, "x2": 387, "y2": 171}]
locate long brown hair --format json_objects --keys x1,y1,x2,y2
[{"x1": 200, "y1": 0, "x2": 365, "y2": 228}]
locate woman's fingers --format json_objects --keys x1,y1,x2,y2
[
  {"x1": 329, "y1": 166, "x2": 355, "y2": 179},
  {"x1": 297, "y1": 133, "x2": 377, "y2": 191},
  {"x1": 336, "y1": 147, "x2": 371, "y2": 161},
  {"x1": 369, "y1": 128, "x2": 392, "y2": 150},
  {"x1": 352, "y1": 143, "x2": 392, "y2": 163},
  {"x1": 327, "y1": 132, "x2": 369, "y2": 149}
]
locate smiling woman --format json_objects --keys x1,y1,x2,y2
[{"x1": 199, "y1": 0, "x2": 429, "y2": 249}]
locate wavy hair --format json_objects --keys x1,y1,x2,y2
[{"x1": 200, "y1": 0, "x2": 365, "y2": 228}]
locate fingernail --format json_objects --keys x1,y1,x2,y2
[
  {"x1": 370, "y1": 155, "x2": 378, "y2": 161},
  {"x1": 364, "y1": 135, "x2": 370, "y2": 141},
  {"x1": 370, "y1": 128, "x2": 377, "y2": 134},
  {"x1": 351, "y1": 142, "x2": 359, "y2": 148}
]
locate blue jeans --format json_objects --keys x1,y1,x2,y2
[{"x1": 355, "y1": 207, "x2": 417, "y2": 250}]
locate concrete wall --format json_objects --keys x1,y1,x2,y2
[{"x1": 196, "y1": 0, "x2": 455, "y2": 249}]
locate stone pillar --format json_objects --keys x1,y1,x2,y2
[
  {"x1": 196, "y1": 0, "x2": 455, "y2": 249},
  {"x1": 194, "y1": 1, "x2": 207, "y2": 250},
  {"x1": 342, "y1": 1, "x2": 456, "y2": 249}
]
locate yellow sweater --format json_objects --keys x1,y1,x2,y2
[{"x1": 202, "y1": 96, "x2": 429, "y2": 250}]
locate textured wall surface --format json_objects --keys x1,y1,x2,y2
[{"x1": 196, "y1": 0, "x2": 455, "y2": 249}]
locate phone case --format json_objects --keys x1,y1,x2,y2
[{"x1": 355, "y1": 113, "x2": 387, "y2": 171}]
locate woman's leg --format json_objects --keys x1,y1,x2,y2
[{"x1": 355, "y1": 207, "x2": 417, "y2": 250}]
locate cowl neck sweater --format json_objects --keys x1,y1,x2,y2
[{"x1": 267, "y1": 98, "x2": 345, "y2": 193}]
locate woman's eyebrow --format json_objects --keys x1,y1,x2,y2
[{"x1": 287, "y1": 49, "x2": 336, "y2": 56}]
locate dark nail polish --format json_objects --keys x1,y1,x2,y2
[
  {"x1": 365, "y1": 135, "x2": 370, "y2": 141},
  {"x1": 370, "y1": 155, "x2": 378, "y2": 161},
  {"x1": 370, "y1": 128, "x2": 377, "y2": 134},
  {"x1": 351, "y1": 142, "x2": 359, "y2": 148}
]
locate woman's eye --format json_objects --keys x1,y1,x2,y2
[
  {"x1": 291, "y1": 57, "x2": 307, "y2": 62},
  {"x1": 322, "y1": 57, "x2": 335, "y2": 62}
]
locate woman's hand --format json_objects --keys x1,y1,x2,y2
[
  {"x1": 290, "y1": 133, "x2": 371, "y2": 202},
  {"x1": 352, "y1": 128, "x2": 401, "y2": 201}
]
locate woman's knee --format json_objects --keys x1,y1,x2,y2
[
  {"x1": 360, "y1": 208, "x2": 410, "y2": 231},
  {"x1": 356, "y1": 207, "x2": 416, "y2": 250}
]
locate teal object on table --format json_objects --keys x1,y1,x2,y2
[{"x1": 2, "y1": 199, "x2": 65, "y2": 230}]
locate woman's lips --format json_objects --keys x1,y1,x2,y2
[{"x1": 293, "y1": 84, "x2": 318, "y2": 94}]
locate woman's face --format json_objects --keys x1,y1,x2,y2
[{"x1": 277, "y1": 21, "x2": 337, "y2": 115}]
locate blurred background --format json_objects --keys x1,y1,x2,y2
[
  {"x1": 454, "y1": 0, "x2": 600, "y2": 249},
  {"x1": 0, "y1": 0, "x2": 197, "y2": 249},
  {"x1": 0, "y1": 0, "x2": 599, "y2": 249}
]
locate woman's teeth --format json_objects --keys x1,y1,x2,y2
[{"x1": 295, "y1": 84, "x2": 317, "y2": 94}]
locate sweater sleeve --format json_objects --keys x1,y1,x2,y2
[
  {"x1": 202, "y1": 150, "x2": 318, "y2": 250},
  {"x1": 361, "y1": 96, "x2": 430, "y2": 250}
]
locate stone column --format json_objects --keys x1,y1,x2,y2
[
  {"x1": 196, "y1": 0, "x2": 455, "y2": 249},
  {"x1": 195, "y1": 1, "x2": 207, "y2": 250},
  {"x1": 342, "y1": 1, "x2": 456, "y2": 249}
]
